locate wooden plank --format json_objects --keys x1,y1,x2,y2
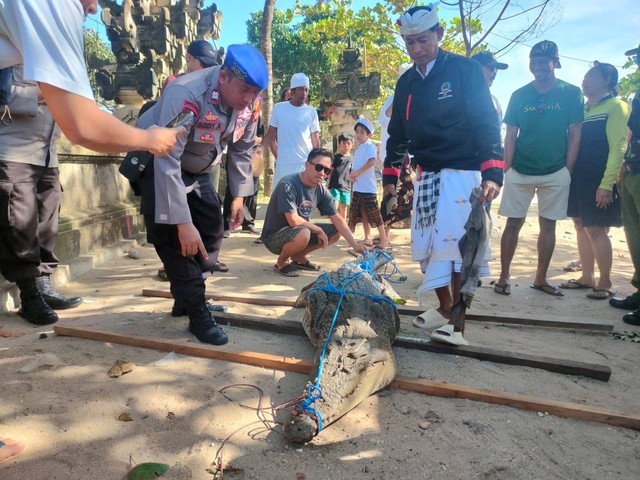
[
  {"x1": 397, "y1": 306, "x2": 613, "y2": 332},
  {"x1": 390, "y1": 377, "x2": 640, "y2": 431},
  {"x1": 53, "y1": 325, "x2": 640, "y2": 432},
  {"x1": 393, "y1": 336, "x2": 611, "y2": 382},
  {"x1": 141, "y1": 287, "x2": 613, "y2": 332},
  {"x1": 212, "y1": 312, "x2": 611, "y2": 382},
  {"x1": 54, "y1": 325, "x2": 312, "y2": 374}
]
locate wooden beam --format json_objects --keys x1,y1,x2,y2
[
  {"x1": 141, "y1": 287, "x2": 613, "y2": 332},
  {"x1": 53, "y1": 325, "x2": 640, "y2": 432},
  {"x1": 210, "y1": 312, "x2": 611, "y2": 382}
]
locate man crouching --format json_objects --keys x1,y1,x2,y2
[{"x1": 261, "y1": 148, "x2": 367, "y2": 276}]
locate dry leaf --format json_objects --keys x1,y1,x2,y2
[
  {"x1": 117, "y1": 412, "x2": 133, "y2": 421},
  {"x1": 108, "y1": 360, "x2": 136, "y2": 378}
]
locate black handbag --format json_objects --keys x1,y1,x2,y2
[{"x1": 119, "y1": 150, "x2": 154, "y2": 182}]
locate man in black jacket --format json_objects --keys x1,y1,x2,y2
[{"x1": 383, "y1": 4, "x2": 504, "y2": 345}]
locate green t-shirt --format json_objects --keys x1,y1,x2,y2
[{"x1": 504, "y1": 79, "x2": 584, "y2": 175}]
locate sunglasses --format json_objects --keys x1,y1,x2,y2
[{"x1": 309, "y1": 162, "x2": 332, "y2": 175}]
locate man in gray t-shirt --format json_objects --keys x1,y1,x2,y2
[{"x1": 261, "y1": 148, "x2": 367, "y2": 276}]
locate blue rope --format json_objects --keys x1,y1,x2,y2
[{"x1": 298, "y1": 250, "x2": 401, "y2": 432}]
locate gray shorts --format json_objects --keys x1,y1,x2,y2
[{"x1": 263, "y1": 223, "x2": 338, "y2": 255}]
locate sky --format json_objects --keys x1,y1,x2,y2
[{"x1": 89, "y1": 0, "x2": 640, "y2": 112}]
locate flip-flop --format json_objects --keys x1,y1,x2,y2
[
  {"x1": 430, "y1": 324, "x2": 469, "y2": 346},
  {"x1": 292, "y1": 260, "x2": 321, "y2": 271},
  {"x1": 587, "y1": 288, "x2": 616, "y2": 300},
  {"x1": 493, "y1": 282, "x2": 511, "y2": 295},
  {"x1": 563, "y1": 261, "x2": 582, "y2": 272},
  {"x1": 559, "y1": 279, "x2": 594, "y2": 290},
  {"x1": 412, "y1": 309, "x2": 448, "y2": 330},
  {"x1": 213, "y1": 261, "x2": 229, "y2": 273},
  {"x1": 0, "y1": 438, "x2": 26, "y2": 464},
  {"x1": 274, "y1": 264, "x2": 299, "y2": 277},
  {"x1": 530, "y1": 284, "x2": 565, "y2": 297}
]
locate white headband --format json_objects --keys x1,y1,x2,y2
[{"x1": 397, "y1": 5, "x2": 439, "y2": 36}]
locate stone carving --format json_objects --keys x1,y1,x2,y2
[
  {"x1": 319, "y1": 39, "x2": 381, "y2": 137},
  {"x1": 92, "y1": 0, "x2": 222, "y2": 117}
]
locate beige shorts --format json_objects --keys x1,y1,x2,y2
[{"x1": 498, "y1": 167, "x2": 570, "y2": 220}]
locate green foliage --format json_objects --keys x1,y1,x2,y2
[
  {"x1": 83, "y1": 28, "x2": 116, "y2": 108},
  {"x1": 246, "y1": 9, "x2": 332, "y2": 103},
  {"x1": 618, "y1": 60, "x2": 640, "y2": 102},
  {"x1": 127, "y1": 462, "x2": 169, "y2": 479}
]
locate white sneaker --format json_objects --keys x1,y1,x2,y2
[{"x1": 223, "y1": 230, "x2": 230, "y2": 238}]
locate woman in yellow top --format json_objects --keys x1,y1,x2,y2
[{"x1": 562, "y1": 62, "x2": 630, "y2": 299}]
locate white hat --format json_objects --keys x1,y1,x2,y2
[
  {"x1": 398, "y1": 62, "x2": 412, "y2": 77},
  {"x1": 355, "y1": 115, "x2": 375, "y2": 135},
  {"x1": 397, "y1": 4, "x2": 439, "y2": 36},
  {"x1": 290, "y1": 72, "x2": 310, "y2": 89}
]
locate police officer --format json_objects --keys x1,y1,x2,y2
[
  {"x1": 0, "y1": 65, "x2": 83, "y2": 325},
  {"x1": 135, "y1": 44, "x2": 268, "y2": 345}
]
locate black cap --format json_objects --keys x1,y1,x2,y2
[
  {"x1": 625, "y1": 44, "x2": 640, "y2": 56},
  {"x1": 530, "y1": 40, "x2": 561, "y2": 68},
  {"x1": 187, "y1": 40, "x2": 217, "y2": 68},
  {"x1": 471, "y1": 51, "x2": 508, "y2": 70}
]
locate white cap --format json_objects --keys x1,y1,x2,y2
[
  {"x1": 355, "y1": 115, "x2": 375, "y2": 135},
  {"x1": 397, "y1": 4, "x2": 439, "y2": 36},
  {"x1": 290, "y1": 72, "x2": 310, "y2": 89}
]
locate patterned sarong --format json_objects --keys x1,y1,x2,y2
[{"x1": 411, "y1": 169, "x2": 491, "y2": 299}]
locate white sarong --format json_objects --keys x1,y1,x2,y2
[{"x1": 412, "y1": 169, "x2": 491, "y2": 299}]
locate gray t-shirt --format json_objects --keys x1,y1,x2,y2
[{"x1": 262, "y1": 173, "x2": 337, "y2": 239}]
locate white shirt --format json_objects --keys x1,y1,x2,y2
[
  {"x1": 377, "y1": 95, "x2": 394, "y2": 163},
  {"x1": 0, "y1": 0, "x2": 94, "y2": 100},
  {"x1": 352, "y1": 140, "x2": 378, "y2": 194},
  {"x1": 270, "y1": 101, "x2": 320, "y2": 185}
]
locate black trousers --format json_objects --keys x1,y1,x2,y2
[
  {"x1": 0, "y1": 161, "x2": 60, "y2": 282},
  {"x1": 140, "y1": 166, "x2": 223, "y2": 309},
  {"x1": 223, "y1": 176, "x2": 259, "y2": 230}
]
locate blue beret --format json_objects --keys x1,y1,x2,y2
[{"x1": 224, "y1": 44, "x2": 269, "y2": 90}]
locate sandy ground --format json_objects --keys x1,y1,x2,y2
[{"x1": 1, "y1": 199, "x2": 640, "y2": 480}]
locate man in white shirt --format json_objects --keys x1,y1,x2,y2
[
  {"x1": 264, "y1": 72, "x2": 320, "y2": 186},
  {"x1": 0, "y1": 0, "x2": 179, "y2": 155}
]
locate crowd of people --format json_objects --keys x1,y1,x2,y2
[
  {"x1": 1, "y1": 2, "x2": 639, "y2": 350},
  {"x1": 1, "y1": 0, "x2": 639, "y2": 464}
]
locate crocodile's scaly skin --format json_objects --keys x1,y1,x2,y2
[{"x1": 284, "y1": 258, "x2": 401, "y2": 443}]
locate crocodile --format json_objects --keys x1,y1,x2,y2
[{"x1": 283, "y1": 252, "x2": 401, "y2": 443}]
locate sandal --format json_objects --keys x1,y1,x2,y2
[
  {"x1": 292, "y1": 260, "x2": 320, "y2": 271},
  {"x1": 587, "y1": 288, "x2": 616, "y2": 300},
  {"x1": 213, "y1": 261, "x2": 229, "y2": 273},
  {"x1": 560, "y1": 279, "x2": 594, "y2": 290},
  {"x1": 0, "y1": 438, "x2": 26, "y2": 464},
  {"x1": 530, "y1": 283, "x2": 564, "y2": 297},
  {"x1": 493, "y1": 282, "x2": 511, "y2": 295},
  {"x1": 274, "y1": 264, "x2": 299, "y2": 277},
  {"x1": 563, "y1": 260, "x2": 582, "y2": 272}
]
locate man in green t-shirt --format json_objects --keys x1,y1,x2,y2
[{"x1": 494, "y1": 41, "x2": 584, "y2": 297}]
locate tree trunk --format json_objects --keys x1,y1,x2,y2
[{"x1": 260, "y1": 0, "x2": 276, "y2": 196}]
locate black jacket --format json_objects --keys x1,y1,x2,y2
[{"x1": 383, "y1": 49, "x2": 504, "y2": 186}]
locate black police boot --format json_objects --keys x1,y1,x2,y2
[
  {"x1": 609, "y1": 295, "x2": 640, "y2": 311},
  {"x1": 35, "y1": 275, "x2": 83, "y2": 310},
  {"x1": 187, "y1": 303, "x2": 229, "y2": 345},
  {"x1": 623, "y1": 309, "x2": 640, "y2": 326},
  {"x1": 16, "y1": 278, "x2": 59, "y2": 325},
  {"x1": 171, "y1": 300, "x2": 227, "y2": 317}
]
